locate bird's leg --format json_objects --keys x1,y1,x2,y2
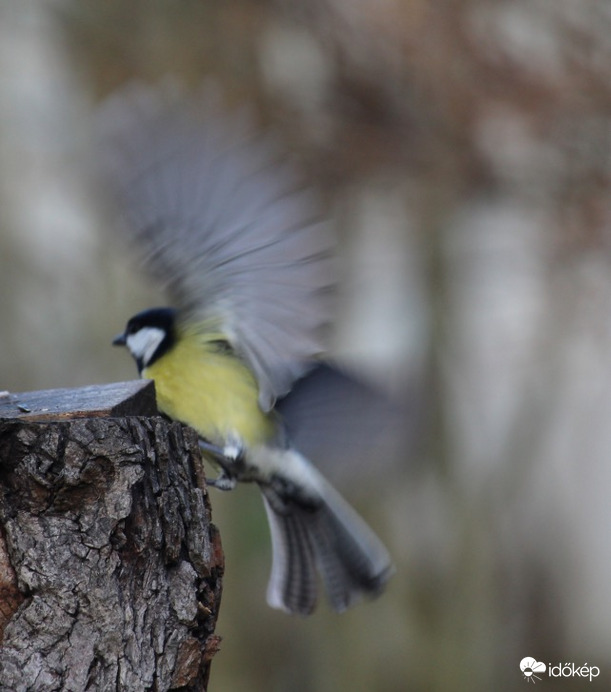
[
  {"x1": 198, "y1": 438, "x2": 245, "y2": 491},
  {"x1": 198, "y1": 439, "x2": 228, "y2": 459}
]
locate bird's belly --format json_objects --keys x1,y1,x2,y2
[{"x1": 143, "y1": 348, "x2": 275, "y2": 449}]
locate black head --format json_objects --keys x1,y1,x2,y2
[{"x1": 113, "y1": 307, "x2": 177, "y2": 372}]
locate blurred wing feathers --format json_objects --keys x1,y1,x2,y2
[
  {"x1": 96, "y1": 81, "x2": 334, "y2": 409},
  {"x1": 277, "y1": 364, "x2": 407, "y2": 479}
]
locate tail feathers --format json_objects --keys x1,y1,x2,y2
[
  {"x1": 261, "y1": 468, "x2": 394, "y2": 615},
  {"x1": 263, "y1": 497, "x2": 319, "y2": 615}
]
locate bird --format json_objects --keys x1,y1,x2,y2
[{"x1": 98, "y1": 80, "x2": 395, "y2": 615}]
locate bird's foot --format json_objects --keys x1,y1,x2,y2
[
  {"x1": 207, "y1": 469, "x2": 238, "y2": 491},
  {"x1": 199, "y1": 437, "x2": 245, "y2": 491}
]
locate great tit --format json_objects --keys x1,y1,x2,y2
[{"x1": 99, "y1": 81, "x2": 394, "y2": 615}]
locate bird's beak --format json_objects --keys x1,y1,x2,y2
[{"x1": 112, "y1": 332, "x2": 127, "y2": 347}]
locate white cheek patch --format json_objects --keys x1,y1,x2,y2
[{"x1": 126, "y1": 327, "x2": 166, "y2": 367}]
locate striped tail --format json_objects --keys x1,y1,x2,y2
[{"x1": 260, "y1": 453, "x2": 394, "y2": 615}]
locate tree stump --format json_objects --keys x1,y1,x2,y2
[{"x1": 0, "y1": 381, "x2": 223, "y2": 691}]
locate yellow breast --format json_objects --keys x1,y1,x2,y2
[{"x1": 143, "y1": 329, "x2": 276, "y2": 449}]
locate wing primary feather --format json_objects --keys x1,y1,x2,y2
[{"x1": 96, "y1": 80, "x2": 335, "y2": 404}]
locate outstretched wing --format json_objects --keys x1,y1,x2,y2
[
  {"x1": 276, "y1": 363, "x2": 409, "y2": 480},
  {"x1": 96, "y1": 80, "x2": 335, "y2": 410}
]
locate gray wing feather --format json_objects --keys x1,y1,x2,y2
[
  {"x1": 96, "y1": 81, "x2": 334, "y2": 409},
  {"x1": 276, "y1": 363, "x2": 408, "y2": 478}
]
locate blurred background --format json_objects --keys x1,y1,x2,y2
[{"x1": 1, "y1": 1, "x2": 611, "y2": 690}]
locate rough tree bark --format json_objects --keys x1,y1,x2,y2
[{"x1": 0, "y1": 381, "x2": 223, "y2": 692}]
